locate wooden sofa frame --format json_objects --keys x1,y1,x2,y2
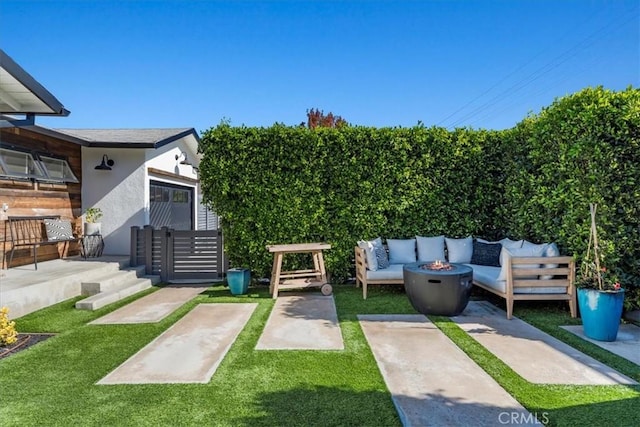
[
  {"x1": 478, "y1": 255, "x2": 577, "y2": 319},
  {"x1": 354, "y1": 246, "x2": 577, "y2": 319},
  {"x1": 7, "y1": 215, "x2": 78, "y2": 270},
  {"x1": 355, "y1": 245, "x2": 403, "y2": 299}
]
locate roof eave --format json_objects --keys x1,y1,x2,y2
[
  {"x1": 0, "y1": 49, "x2": 70, "y2": 117},
  {"x1": 83, "y1": 128, "x2": 200, "y2": 149}
]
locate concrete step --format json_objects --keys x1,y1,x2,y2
[
  {"x1": 47, "y1": 259, "x2": 127, "y2": 288},
  {"x1": 80, "y1": 265, "x2": 147, "y2": 296},
  {"x1": 75, "y1": 276, "x2": 161, "y2": 311},
  {"x1": 2, "y1": 257, "x2": 132, "y2": 319}
]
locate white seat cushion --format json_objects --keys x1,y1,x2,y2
[
  {"x1": 366, "y1": 264, "x2": 404, "y2": 281},
  {"x1": 469, "y1": 263, "x2": 566, "y2": 294},
  {"x1": 467, "y1": 264, "x2": 505, "y2": 292}
]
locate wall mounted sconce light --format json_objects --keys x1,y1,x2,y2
[
  {"x1": 95, "y1": 154, "x2": 115, "y2": 170},
  {"x1": 175, "y1": 151, "x2": 191, "y2": 166}
]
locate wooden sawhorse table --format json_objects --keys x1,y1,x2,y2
[{"x1": 266, "y1": 242, "x2": 332, "y2": 298}]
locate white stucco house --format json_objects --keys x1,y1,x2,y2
[
  {"x1": 56, "y1": 128, "x2": 214, "y2": 255},
  {"x1": 6, "y1": 125, "x2": 218, "y2": 256},
  {"x1": 1, "y1": 47, "x2": 217, "y2": 266}
]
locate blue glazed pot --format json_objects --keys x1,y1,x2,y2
[
  {"x1": 227, "y1": 268, "x2": 250, "y2": 295},
  {"x1": 577, "y1": 288, "x2": 625, "y2": 342}
]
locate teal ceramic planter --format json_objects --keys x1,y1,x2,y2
[
  {"x1": 578, "y1": 288, "x2": 625, "y2": 342},
  {"x1": 227, "y1": 268, "x2": 250, "y2": 295}
]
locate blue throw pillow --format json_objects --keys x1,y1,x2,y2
[{"x1": 374, "y1": 243, "x2": 390, "y2": 269}]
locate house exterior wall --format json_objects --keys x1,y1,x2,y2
[
  {"x1": 81, "y1": 135, "x2": 200, "y2": 256},
  {"x1": 0, "y1": 127, "x2": 82, "y2": 268},
  {"x1": 82, "y1": 147, "x2": 145, "y2": 255}
]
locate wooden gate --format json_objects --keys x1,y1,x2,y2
[{"x1": 130, "y1": 226, "x2": 225, "y2": 282}]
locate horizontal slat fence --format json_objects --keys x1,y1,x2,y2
[{"x1": 130, "y1": 226, "x2": 224, "y2": 282}]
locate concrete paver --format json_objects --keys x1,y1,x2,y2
[
  {"x1": 91, "y1": 283, "x2": 210, "y2": 324},
  {"x1": 98, "y1": 303, "x2": 257, "y2": 384},
  {"x1": 359, "y1": 314, "x2": 537, "y2": 427},
  {"x1": 561, "y1": 324, "x2": 640, "y2": 365},
  {"x1": 256, "y1": 293, "x2": 344, "y2": 350},
  {"x1": 452, "y1": 301, "x2": 637, "y2": 385}
]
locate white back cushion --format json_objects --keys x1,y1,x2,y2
[
  {"x1": 445, "y1": 236, "x2": 473, "y2": 263},
  {"x1": 416, "y1": 235, "x2": 445, "y2": 262}
]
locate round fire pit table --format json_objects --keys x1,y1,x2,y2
[{"x1": 403, "y1": 262, "x2": 473, "y2": 316}]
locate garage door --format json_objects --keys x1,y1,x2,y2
[{"x1": 150, "y1": 181, "x2": 193, "y2": 230}]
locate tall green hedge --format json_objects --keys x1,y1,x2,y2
[
  {"x1": 499, "y1": 86, "x2": 640, "y2": 308},
  {"x1": 199, "y1": 86, "x2": 639, "y2": 308},
  {"x1": 198, "y1": 124, "x2": 506, "y2": 281}
]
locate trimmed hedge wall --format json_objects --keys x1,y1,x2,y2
[
  {"x1": 199, "y1": 86, "x2": 639, "y2": 309},
  {"x1": 499, "y1": 86, "x2": 640, "y2": 308}
]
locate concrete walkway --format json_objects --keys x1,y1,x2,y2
[
  {"x1": 89, "y1": 290, "x2": 636, "y2": 424},
  {"x1": 98, "y1": 303, "x2": 256, "y2": 384},
  {"x1": 359, "y1": 314, "x2": 537, "y2": 427},
  {"x1": 452, "y1": 301, "x2": 637, "y2": 385},
  {"x1": 91, "y1": 283, "x2": 210, "y2": 324},
  {"x1": 256, "y1": 293, "x2": 344, "y2": 350},
  {"x1": 561, "y1": 324, "x2": 640, "y2": 365}
]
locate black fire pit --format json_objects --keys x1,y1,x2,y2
[{"x1": 403, "y1": 262, "x2": 473, "y2": 316}]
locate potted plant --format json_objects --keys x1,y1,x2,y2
[
  {"x1": 84, "y1": 207, "x2": 103, "y2": 236},
  {"x1": 576, "y1": 203, "x2": 625, "y2": 341}
]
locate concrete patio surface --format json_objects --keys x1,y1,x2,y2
[
  {"x1": 256, "y1": 293, "x2": 344, "y2": 350},
  {"x1": 0, "y1": 256, "x2": 131, "y2": 318},
  {"x1": 98, "y1": 303, "x2": 257, "y2": 384},
  {"x1": 90, "y1": 283, "x2": 211, "y2": 324},
  {"x1": 560, "y1": 324, "x2": 640, "y2": 365},
  {"x1": 452, "y1": 301, "x2": 637, "y2": 385},
  {"x1": 359, "y1": 314, "x2": 537, "y2": 427},
  {"x1": 0, "y1": 256, "x2": 129, "y2": 290}
]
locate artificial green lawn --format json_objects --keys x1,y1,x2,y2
[{"x1": 1, "y1": 284, "x2": 638, "y2": 427}]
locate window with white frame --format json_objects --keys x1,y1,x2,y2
[
  {"x1": 0, "y1": 148, "x2": 47, "y2": 180},
  {"x1": 0, "y1": 147, "x2": 78, "y2": 183},
  {"x1": 38, "y1": 155, "x2": 79, "y2": 183}
]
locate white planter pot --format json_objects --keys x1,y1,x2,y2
[{"x1": 84, "y1": 222, "x2": 102, "y2": 236}]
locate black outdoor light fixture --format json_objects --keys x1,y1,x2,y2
[
  {"x1": 95, "y1": 154, "x2": 115, "y2": 170},
  {"x1": 175, "y1": 151, "x2": 191, "y2": 166}
]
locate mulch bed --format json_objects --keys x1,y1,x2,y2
[{"x1": 0, "y1": 333, "x2": 55, "y2": 360}]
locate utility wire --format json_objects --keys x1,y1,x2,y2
[
  {"x1": 463, "y1": 14, "x2": 638, "y2": 129},
  {"x1": 435, "y1": 8, "x2": 602, "y2": 127},
  {"x1": 446, "y1": 11, "x2": 638, "y2": 129},
  {"x1": 437, "y1": 6, "x2": 638, "y2": 129}
]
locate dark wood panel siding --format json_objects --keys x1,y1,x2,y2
[{"x1": 0, "y1": 127, "x2": 83, "y2": 268}]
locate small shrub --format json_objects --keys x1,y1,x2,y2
[{"x1": 0, "y1": 307, "x2": 18, "y2": 346}]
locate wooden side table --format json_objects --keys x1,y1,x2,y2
[{"x1": 266, "y1": 242, "x2": 332, "y2": 298}]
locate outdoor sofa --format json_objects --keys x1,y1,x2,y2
[{"x1": 355, "y1": 236, "x2": 577, "y2": 319}]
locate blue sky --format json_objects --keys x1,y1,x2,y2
[{"x1": 2, "y1": 0, "x2": 638, "y2": 132}]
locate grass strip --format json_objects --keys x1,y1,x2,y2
[{"x1": 0, "y1": 284, "x2": 638, "y2": 426}]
